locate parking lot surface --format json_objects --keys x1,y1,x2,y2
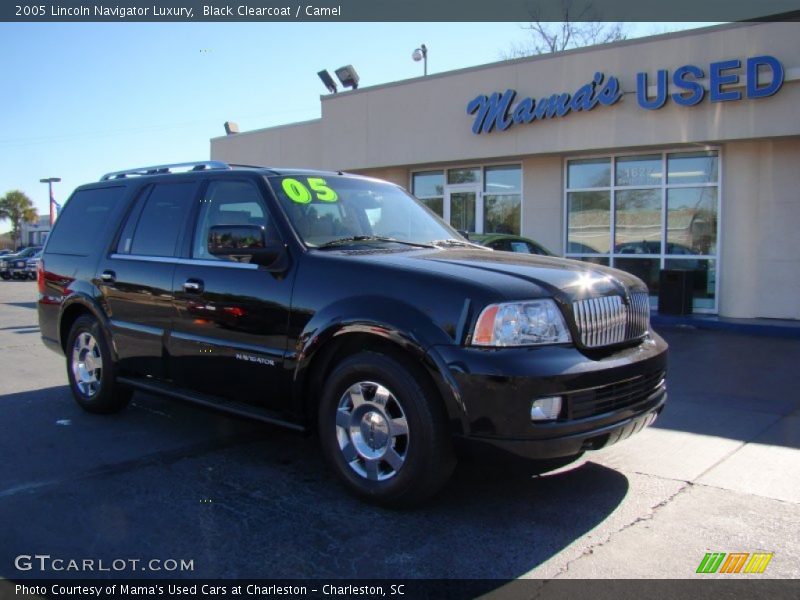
[{"x1": 1, "y1": 281, "x2": 798, "y2": 582}]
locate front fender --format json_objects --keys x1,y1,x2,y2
[{"x1": 290, "y1": 296, "x2": 467, "y2": 431}]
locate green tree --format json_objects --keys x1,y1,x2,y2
[{"x1": 0, "y1": 190, "x2": 39, "y2": 248}]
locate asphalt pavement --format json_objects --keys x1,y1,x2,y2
[{"x1": 0, "y1": 280, "x2": 798, "y2": 583}]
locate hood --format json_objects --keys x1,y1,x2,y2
[{"x1": 325, "y1": 247, "x2": 647, "y2": 301}]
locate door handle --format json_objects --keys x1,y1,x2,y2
[
  {"x1": 100, "y1": 270, "x2": 116, "y2": 283},
  {"x1": 183, "y1": 279, "x2": 204, "y2": 293}
]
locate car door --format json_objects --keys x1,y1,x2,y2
[
  {"x1": 168, "y1": 177, "x2": 296, "y2": 410},
  {"x1": 98, "y1": 180, "x2": 199, "y2": 378}
]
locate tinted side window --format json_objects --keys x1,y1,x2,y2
[
  {"x1": 129, "y1": 182, "x2": 196, "y2": 257},
  {"x1": 46, "y1": 186, "x2": 126, "y2": 255},
  {"x1": 193, "y1": 180, "x2": 279, "y2": 260}
]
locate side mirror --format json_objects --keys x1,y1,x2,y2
[
  {"x1": 458, "y1": 230, "x2": 470, "y2": 240},
  {"x1": 207, "y1": 225, "x2": 286, "y2": 269}
]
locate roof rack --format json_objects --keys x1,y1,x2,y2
[{"x1": 100, "y1": 161, "x2": 231, "y2": 181}]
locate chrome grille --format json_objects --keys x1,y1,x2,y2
[{"x1": 572, "y1": 292, "x2": 650, "y2": 348}]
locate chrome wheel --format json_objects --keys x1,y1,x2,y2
[
  {"x1": 71, "y1": 331, "x2": 103, "y2": 397},
  {"x1": 335, "y1": 381, "x2": 410, "y2": 481}
]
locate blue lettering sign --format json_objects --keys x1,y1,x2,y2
[
  {"x1": 746, "y1": 55, "x2": 784, "y2": 98},
  {"x1": 637, "y1": 70, "x2": 668, "y2": 110},
  {"x1": 672, "y1": 65, "x2": 705, "y2": 106},
  {"x1": 710, "y1": 59, "x2": 742, "y2": 102},
  {"x1": 469, "y1": 55, "x2": 784, "y2": 133},
  {"x1": 466, "y1": 89, "x2": 516, "y2": 134},
  {"x1": 466, "y1": 72, "x2": 623, "y2": 135}
]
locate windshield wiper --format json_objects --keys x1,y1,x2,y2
[
  {"x1": 429, "y1": 238, "x2": 485, "y2": 249},
  {"x1": 317, "y1": 236, "x2": 434, "y2": 249}
]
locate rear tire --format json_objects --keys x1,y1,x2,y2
[
  {"x1": 318, "y1": 351, "x2": 456, "y2": 507},
  {"x1": 66, "y1": 315, "x2": 132, "y2": 414}
]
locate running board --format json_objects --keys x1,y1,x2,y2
[{"x1": 117, "y1": 376, "x2": 307, "y2": 432}]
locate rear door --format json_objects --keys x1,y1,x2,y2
[
  {"x1": 169, "y1": 177, "x2": 296, "y2": 410},
  {"x1": 98, "y1": 180, "x2": 199, "y2": 378}
]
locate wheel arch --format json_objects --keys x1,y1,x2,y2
[
  {"x1": 59, "y1": 294, "x2": 115, "y2": 359},
  {"x1": 294, "y1": 324, "x2": 466, "y2": 436}
]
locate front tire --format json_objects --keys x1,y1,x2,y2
[
  {"x1": 66, "y1": 315, "x2": 132, "y2": 414},
  {"x1": 318, "y1": 351, "x2": 455, "y2": 507}
]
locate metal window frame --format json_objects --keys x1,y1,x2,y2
[{"x1": 410, "y1": 162, "x2": 523, "y2": 235}]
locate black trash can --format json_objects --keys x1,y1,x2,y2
[{"x1": 658, "y1": 269, "x2": 694, "y2": 315}]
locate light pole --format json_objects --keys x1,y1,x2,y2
[
  {"x1": 412, "y1": 44, "x2": 428, "y2": 76},
  {"x1": 40, "y1": 177, "x2": 61, "y2": 227}
]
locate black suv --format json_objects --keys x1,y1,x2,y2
[{"x1": 38, "y1": 161, "x2": 667, "y2": 506}]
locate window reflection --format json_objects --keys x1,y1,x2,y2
[
  {"x1": 568, "y1": 158, "x2": 611, "y2": 189},
  {"x1": 615, "y1": 155, "x2": 662, "y2": 187},
  {"x1": 447, "y1": 168, "x2": 480, "y2": 185},
  {"x1": 412, "y1": 171, "x2": 444, "y2": 198},
  {"x1": 615, "y1": 189, "x2": 661, "y2": 251},
  {"x1": 667, "y1": 187, "x2": 717, "y2": 255},
  {"x1": 567, "y1": 191, "x2": 610, "y2": 254},
  {"x1": 484, "y1": 194, "x2": 520, "y2": 234},
  {"x1": 667, "y1": 151, "x2": 718, "y2": 184}
]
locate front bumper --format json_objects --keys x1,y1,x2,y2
[{"x1": 430, "y1": 331, "x2": 668, "y2": 460}]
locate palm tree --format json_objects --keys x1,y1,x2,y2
[{"x1": 0, "y1": 190, "x2": 39, "y2": 249}]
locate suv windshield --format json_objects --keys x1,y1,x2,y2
[{"x1": 269, "y1": 175, "x2": 462, "y2": 248}]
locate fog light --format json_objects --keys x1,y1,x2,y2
[{"x1": 531, "y1": 396, "x2": 562, "y2": 421}]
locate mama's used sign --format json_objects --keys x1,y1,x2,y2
[{"x1": 467, "y1": 55, "x2": 784, "y2": 135}]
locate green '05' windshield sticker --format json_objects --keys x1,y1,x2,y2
[{"x1": 281, "y1": 177, "x2": 338, "y2": 204}]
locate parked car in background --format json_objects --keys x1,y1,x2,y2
[
  {"x1": 468, "y1": 233, "x2": 554, "y2": 256},
  {"x1": 25, "y1": 250, "x2": 42, "y2": 280},
  {"x1": 1, "y1": 246, "x2": 42, "y2": 280}
]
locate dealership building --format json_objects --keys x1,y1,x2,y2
[{"x1": 211, "y1": 21, "x2": 800, "y2": 320}]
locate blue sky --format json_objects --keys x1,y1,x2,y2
[{"x1": 0, "y1": 22, "x2": 717, "y2": 217}]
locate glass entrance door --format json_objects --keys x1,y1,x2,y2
[{"x1": 445, "y1": 186, "x2": 481, "y2": 233}]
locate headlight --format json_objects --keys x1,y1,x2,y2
[{"x1": 472, "y1": 299, "x2": 571, "y2": 346}]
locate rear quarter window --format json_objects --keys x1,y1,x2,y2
[{"x1": 45, "y1": 186, "x2": 127, "y2": 256}]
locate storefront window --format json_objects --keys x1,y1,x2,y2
[
  {"x1": 566, "y1": 150, "x2": 720, "y2": 312},
  {"x1": 447, "y1": 167, "x2": 480, "y2": 185},
  {"x1": 450, "y1": 192, "x2": 476, "y2": 231},
  {"x1": 567, "y1": 191, "x2": 610, "y2": 254},
  {"x1": 667, "y1": 187, "x2": 718, "y2": 255},
  {"x1": 615, "y1": 155, "x2": 662, "y2": 187},
  {"x1": 484, "y1": 165, "x2": 521, "y2": 235},
  {"x1": 412, "y1": 171, "x2": 444, "y2": 218},
  {"x1": 667, "y1": 151, "x2": 718, "y2": 184},
  {"x1": 484, "y1": 194, "x2": 521, "y2": 235},
  {"x1": 568, "y1": 158, "x2": 610, "y2": 188},
  {"x1": 615, "y1": 189, "x2": 661, "y2": 251},
  {"x1": 413, "y1": 164, "x2": 521, "y2": 235}
]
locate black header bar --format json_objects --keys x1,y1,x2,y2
[{"x1": 3, "y1": 1, "x2": 800, "y2": 22}]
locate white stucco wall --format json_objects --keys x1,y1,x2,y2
[{"x1": 720, "y1": 138, "x2": 800, "y2": 319}]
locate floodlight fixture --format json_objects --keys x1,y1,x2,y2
[
  {"x1": 224, "y1": 121, "x2": 240, "y2": 135},
  {"x1": 335, "y1": 65, "x2": 360, "y2": 90},
  {"x1": 317, "y1": 70, "x2": 338, "y2": 94}
]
